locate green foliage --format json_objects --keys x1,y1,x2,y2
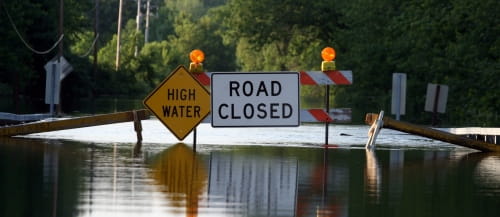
[
  {"x1": 0, "y1": 0, "x2": 497, "y2": 126},
  {"x1": 97, "y1": 20, "x2": 146, "y2": 95},
  {"x1": 220, "y1": 0, "x2": 336, "y2": 71},
  {"x1": 136, "y1": 41, "x2": 171, "y2": 87}
]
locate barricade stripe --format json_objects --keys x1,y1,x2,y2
[
  {"x1": 308, "y1": 109, "x2": 333, "y2": 122},
  {"x1": 305, "y1": 71, "x2": 334, "y2": 85},
  {"x1": 325, "y1": 70, "x2": 352, "y2": 84},
  {"x1": 299, "y1": 110, "x2": 315, "y2": 122},
  {"x1": 194, "y1": 71, "x2": 352, "y2": 86},
  {"x1": 299, "y1": 71, "x2": 317, "y2": 85},
  {"x1": 339, "y1": 70, "x2": 353, "y2": 84}
]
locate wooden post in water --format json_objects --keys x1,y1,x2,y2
[
  {"x1": 365, "y1": 113, "x2": 500, "y2": 152},
  {"x1": 133, "y1": 110, "x2": 143, "y2": 143}
]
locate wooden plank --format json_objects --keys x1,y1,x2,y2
[
  {"x1": 365, "y1": 113, "x2": 500, "y2": 152},
  {"x1": 0, "y1": 109, "x2": 151, "y2": 137}
]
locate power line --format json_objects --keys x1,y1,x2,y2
[
  {"x1": 1, "y1": 2, "x2": 64, "y2": 55},
  {"x1": 78, "y1": 33, "x2": 100, "y2": 58}
]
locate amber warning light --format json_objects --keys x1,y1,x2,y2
[
  {"x1": 190, "y1": 49, "x2": 205, "y2": 63},
  {"x1": 189, "y1": 49, "x2": 205, "y2": 74},
  {"x1": 321, "y1": 47, "x2": 336, "y2": 71}
]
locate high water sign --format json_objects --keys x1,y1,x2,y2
[
  {"x1": 143, "y1": 65, "x2": 210, "y2": 140},
  {"x1": 211, "y1": 72, "x2": 300, "y2": 127}
]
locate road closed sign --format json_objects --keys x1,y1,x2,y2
[{"x1": 211, "y1": 72, "x2": 299, "y2": 127}]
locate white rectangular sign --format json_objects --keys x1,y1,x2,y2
[
  {"x1": 45, "y1": 62, "x2": 61, "y2": 104},
  {"x1": 391, "y1": 73, "x2": 406, "y2": 116},
  {"x1": 425, "y1": 83, "x2": 448, "y2": 113},
  {"x1": 211, "y1": 72, "x2": 300, "y2": 127}
]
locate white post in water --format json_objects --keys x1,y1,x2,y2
[{"x1": 366, "y1": 110, "x2": 384, "y2": 149}]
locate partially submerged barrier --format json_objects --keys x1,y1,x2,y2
[
  {"x1": 0, "y1": 109, "x2": 150, "y2": 137},
  {"x1": 365, "y1": 112, "x2": 500, "y2": 152}
]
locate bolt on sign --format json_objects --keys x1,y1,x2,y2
[
  {"x1": 143, "y1": 65, "x2": 210, "y2": 140},
  {"x1": 211, "y1": 72, "x2": 300, "y2": 127}
]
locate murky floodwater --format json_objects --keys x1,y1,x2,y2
[{"x1": 0, "y1": 123, "x2": 499, "y2": 217}]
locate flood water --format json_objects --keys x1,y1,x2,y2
[{"x1": 0, "y1": 122, "x2": 499, "y2": 217}]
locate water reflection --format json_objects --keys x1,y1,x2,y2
[
  {"x1": 207, "y1": 147, "x2": 298, "y2": 216},
  {"x1": 365, "y1": 149, "x2": 381, "y2": 202},
  {"x1": 0, "y1": 137, "x2": 82, "y2": 217},
  {"x1": 1, "y1": 138, "x2": 499, "y2": 217},
  {"x1": 460, "y1": 152, "x2": 500, "y2": 196},
  {"x1": 293, "y1": 148, "x2": 350, "y2": 217},
  {"x1": 43, "y1": 141, "x2": 60, "y2": 217},
  {"x1": 388, "y1": 149, "x2": 404, "y2": 205},
  {"x1": 150, "y1": 143, "x2": 207, "y2": 216}
]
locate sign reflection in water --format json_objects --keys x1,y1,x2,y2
[
  {"x1": 150, "y1": 143, "x2": 208, "y2": 216},
  {"x1": 207, "y1": 148, "x2": 299, "y2": 216},
  {"x1": 365, "y1": 149, "x2": 381, "y2": 203},
  {"x1": 1, "y1": 138, "x2": 500, "y2": 217}
]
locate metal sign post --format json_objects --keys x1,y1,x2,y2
[{"x1": 325, "y1": 85, "x2": 330, "y2": 145}]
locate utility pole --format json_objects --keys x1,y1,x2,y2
[
  {"x1": 93, "y1": 0, "x2": 99, "y2": 97},
  {"x1": 145, "y1": 0, "x2": 150, "y2": 43},
  {"x1": 58, "y1": 0, "x2": 63, "y2": 58},
  {"x1": 116, "y1": 0, "x2": 123, "y2": 71},
  {"x1": 135, "y1": 0, "x2": 141, "y2": 57},
  {"x1": 57, "y1": 0, "x2": 64, "y2": 115}
]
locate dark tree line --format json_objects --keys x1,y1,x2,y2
[{"x1": 0, "y1": 0, "x2": 498, "y2": 126}]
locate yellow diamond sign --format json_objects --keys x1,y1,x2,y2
[{"x1": 143, "y1": 65, "x2": 210, "y2": 140}]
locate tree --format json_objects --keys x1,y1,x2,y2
[
  {"x1": 0, "y1": 0, "x2": 92, "y2": 112},
  {"x1": 219, "y1": 0, "x2": 344, "y2": 71},
  {"x1": 97, "y1": 20, "x2": 145, "y2": 95}
]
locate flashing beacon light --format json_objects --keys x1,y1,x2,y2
[
  {"x1": 189, "y1": 49, "x2": 205, "y2": 73},
  {"x1": 190, "y1": 49, "x2": 205, "y2": 63},
  {"x1": 321, "y1": 47, "x2": 336, "y2": 72},
  {"x1": 321, "y1": 47, "x2": 336, "y2": 61}
]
